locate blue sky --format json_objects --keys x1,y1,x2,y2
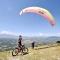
[{"x1": 0, "y1": 0, "x2": 60, "y2": 36}]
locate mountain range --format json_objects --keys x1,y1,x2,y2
[{"x1": 0, "y1": 34, "x2": 60, "y2": 51}]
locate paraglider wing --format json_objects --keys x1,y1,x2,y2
[{"x1": 20, "y1": 7, "x2": 55, "y2": 26}]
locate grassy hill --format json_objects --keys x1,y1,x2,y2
[{"x1": 0, "y1": 44, "x2": 60, "y2": 60}]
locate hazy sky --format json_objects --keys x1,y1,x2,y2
[{"x1": 0, "y1": 0, "x2": 60, "y2": 36}]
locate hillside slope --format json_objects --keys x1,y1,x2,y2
[{"x1": 0, "y1": 45, "x2": 60, "y2": 60}]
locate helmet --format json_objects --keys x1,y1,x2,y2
[{"x1": 19, "y1": 35, "x2": 22, "y2": 38}]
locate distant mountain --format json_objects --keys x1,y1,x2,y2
[
  {"x1": 0, "y1": 34, "x2": 60, "y2": 51},
  {"x1": 0, "y1": 34, "x2": 60, "y2": 44},
  {"x1": 45, "y1": 36, "x2": 60, "y2": 43}
]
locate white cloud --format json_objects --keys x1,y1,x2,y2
[
  {"x1": 55, "y1": 33, "x2": 60, "y2": 36},
  {"x1": 39, "y1": 33, "x2": 60, "y2": 37},
  {"x1": 0, "y1": 31, "x2": 60, "y2": 37},
  {"x1": 19, "y1": 32, "x2": 60, "y2": 37},
  {"x1": 0, "y1": 31, "x2": 26, "y2": 36},
  {"x1": 0, "y1": 31, "x2": 18, "y2": 36},
  {"x1": 39, "y1": 33, "x2": 43, "y2": 36}
]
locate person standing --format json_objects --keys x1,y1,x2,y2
[{"x1": 31, "y1": 41, "x2": 35, "y2": 49}]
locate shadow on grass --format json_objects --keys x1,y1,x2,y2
[{"x1": 23, "y1": 52, "x2": 29, "y2": 55}]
